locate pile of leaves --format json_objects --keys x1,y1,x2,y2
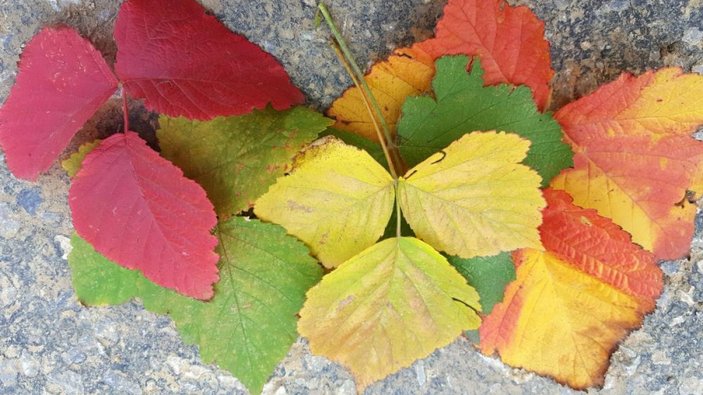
[{"x1": 1, "y1": 0, "x2": 702, "y2": 393}]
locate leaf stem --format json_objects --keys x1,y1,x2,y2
[
  {"x1": 317, "y1": 3, "x2": 403, "y2": 179},
  {"x1": 122, "y1": 89, "x2": 129, "y2": 133}
]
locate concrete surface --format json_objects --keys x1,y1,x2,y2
[{"x1": 0, "y1": 0, "x2": 702, "y2": 393}]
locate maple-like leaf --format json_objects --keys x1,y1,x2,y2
[
  {"x1": 0, "y1": 27, "x2": 117, "y2": 180},
  {"x1": 398, "y1": 56, "x2": 572, "y2": 185},
  {"x1": 298, "y1": 237, "x2": 481, "y2": 390},
  {"x1": 114, "y1": 0, "x2": 303, "y2": 120},
  {"x1": 158, "y1": 107, "x2": 332, "y2": 218},
  {"x1": 327, "y1": 0, "x2": 553, "y2": 142},
  {"x1": 69, "y1": 217, "x2": 322, "y2": 393},
  {"x1": 480, "y1": 189, "x2": 662, "y2": 389},
  {"x1": 551, "y1": 68, "x2": 703, "y2": 259},
  {"x1": 69, "y1": 132, "x2": 219, "y2": 299},
  {"x1": 255, "y1": 137, "x2": 395, "y2": 268},
  {"x1": 398, "y1": 131, "x2": 545, "y2": 258},
  {"x1": 415, "y1": 0, "x2": 553, "y2": 110},
  {"x1": 449, "y1": 252, "x2": 515, "y2": 315}
]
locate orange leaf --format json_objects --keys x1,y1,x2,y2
[
  {"x1": 415, "y1": 0, "x2": 553, "y2": 110},
  {"x1": 480, "y1": 189, "x2": 662, "y2": 389},
  {"x1": 552, "y1": 68, "x2": 703, "y2": 259},
  {"x1": 327, "y1": 0, "x2": 553, "y2": 142}
]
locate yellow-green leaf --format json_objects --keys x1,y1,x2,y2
[
  {"x1": 298, "y1": 237, "x2": 481, "y2": 390},
  {"x1": 398, "y1": 131, "x2": 545, "y2": 258},
  {"x1": 255, "y1": 137, "x2": 395, "y2": 267},
  {"x1": 61, "y1": 139, "x2": 101, "y2": 177}
]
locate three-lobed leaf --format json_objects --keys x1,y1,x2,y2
[
  {"x1": 480, "y1": 189, "x2": 662, "y2": 389},
  {"x1": 255, "y1": 137, "x2": 396, "y2": 268},
  {"x1": 0, "y1": 27, "x2": 117, "y2": 180},
  {"x1": 158, "y1": 107, "x2": 333, "y2": 218},
  {"x1": 398, "y1": 56, "x2": 572, "y2": 185},
  {"x1": 114, "y1": 0, "x2": 303, "y2": 120},
  {"x1": 69, "y1": 218, "x2": 322, "y2": 394},
  {"x1": 298, "y1": 237, "x2": 481, "y2": 390},
  {"x1": 551, "y1": 68, "x2": 703, "y2": 260},
  {"x1": 398, "y1": 131, "x2": 545, "y2": 258},
  {"x1": 69, "y1": 132, "x2": 219, "y2": 299}
]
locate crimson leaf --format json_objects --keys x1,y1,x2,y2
[
  {"x1": 69, "y1": 132, "x2": 219, "y2": 300},
  {"x1": 0, "y1": 27, "x2": 118, "y2": 180},
  {"x1": 114, "y1": 0, "x2": 304, "y2": 120}
]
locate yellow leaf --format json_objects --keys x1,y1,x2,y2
[
  {"x1": 327, "y1": 47, "x2": 434, "y2": 142},
  {"x1": 397, "y1": 131, "x2": 545, "y2": 258},
  {"x1": 480, "y1": 249, "x2": 645, "y2": 389},
  {"x1": 298, "y1": 237, "x2": 481, "y2": 390},
  {"x1": 254, "y1": 137, "x2": 395, "y2": 268}
]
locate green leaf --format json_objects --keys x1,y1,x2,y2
[
  {"x1": 398, "y1": 56, "x2": 573, "y2": 186},
  {"x1": 255, "y1": 137, "x2": 395, "y2": 268},
  {"x1": 158, "y1": 106, "x2": 333, "y2": 218},
  {"x1": 448, "y1": 252, "x2": 516, "y2": 315},
  {"x1": 298, "y1": 237, "x2": 481, "y2": 390},
  {"x1": 68, "y1": 218, "x2": 322, "y2": 393},
  {"x1": 61, "y1": 139, "x2": 101, "y2": 177}
]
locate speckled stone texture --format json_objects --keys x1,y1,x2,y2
[{"x1": 0, "y1": 0, "x2": 702, "y2": 394}]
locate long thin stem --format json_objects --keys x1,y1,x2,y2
[
  {"x1": 317, "y1": 3, "x2": 404, "y2": 178},
  {"x1": 122, "y1": 90, "x2": 129, "y2": 133}
]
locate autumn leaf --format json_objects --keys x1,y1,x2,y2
[
  {"x1": 255, "y1": 137, "x2": 395, "y2": 268},
  {"x1": 327, "y1": 0, "x2": 553, "y2": 142},
  {"x1": 114, "y1": 0, "x2": 303, "y2": 120},
  {"x1": 551, "y1": 68, "x2": 703, "y2": 259},
  {"x1": 298, "y1": 237, "x2": 481, "y2": 390},
  {"x1": 69, "y1": 217, "x2": 322, "y2": 393},
  {"x1": 0, "y1": 27, "x2": 117, "y2": 180},
  {"x1": 158, "y1": 107, "x2": 332, "y2": 218},
  {"x1": 61, "y1": 139, "x2": 101, "y2": 178},
  {"x1": 398, "y1": 131, "x2": 545, "y2": 258},
  {"x1": 398, "y1": 56, "x2": 572, "y2": 185},
  {"x1": 480, "y1": 189, "x2": 662, "y2": 389},
  {"x1": 415, "y1": 0, "x2": 553, "y2": 110},
  {"x1": 69, "y1": 132, "x2": 219, "y2": 299},
  {"x1": 449, "y1": 252, "x2": 515, "y2": 315}
]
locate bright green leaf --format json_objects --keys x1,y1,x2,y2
[
  {"x1": 298, "y1": 237, "x2": 481, "y2": 390},
  {"x1": 398, "y1": 132, "x2": 545, "y2": 259},
  {"x1": 398, "y1": 56, "x2": 572, "y2": 186},
  {"x1": 68, "y1": 218, "x2": 322, "y2": 393},
  {"x1": 255, "y1": 136, "x2": 395, "y2": 268},
  {"x1": 448, "y1": 252, "x2": 516, "y2": 315},
  {"x1": 158, "y1": 106, "x2": 332, "y2": 218}
]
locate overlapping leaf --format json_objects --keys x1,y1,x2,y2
[
  {"x1": 327, "y1": 0, "x2": 554, "y2": 143},
  {"x1": 69, "y1": 217, "x2": 322, "y2": 393},
  {"x1": 449, "y1": 252, "x2": 515, "y2": 315},
  {"x1": 398, "y1": 131, "x2": 545, "y2": 258},
  {"x1": 255, "y1": 137, "x2": 395, "y2": 268},
  {"x1": 114, "y1": 0, "x2": 303, "y2": 120},
  {"x1": 69, "y1": 132, "x2": 219, "y2": 299},
  {"x1": 0, "y1": 27, "x2": 117, "y2": 180},
  {"x1": 551, "y1": 68, "x2": 703, "y2": 259},
  {"x1": 158, "y1": 107, "x2": 332, "y2": 218},
  {"x1": 480, "y1": 189, "x2": 662, "y2": 389},
  {"x1": 415, "y1": 0, "x2": 553, "y2": 110},
  {"x1": 398, "y1": 56, "x2": 571, "y2": 185},
  {"x1": 298, "y1": 237, "x2": 481, "y2": 390},
  {"x1": 62, "y1": 140, "x2": 101, "y2": 177}
]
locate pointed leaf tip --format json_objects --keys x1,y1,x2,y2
[
  {"x1": 114, "y1": 0, "x2": 304, "y2": 120},
  {"x1": 0, "y1": 27, "x2": 117, "y2": 180},
  {"x1": 69, "y1": 132, "x2": 219, "y2": 299}
]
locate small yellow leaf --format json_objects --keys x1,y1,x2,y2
[
  {"x1": 398, "y1": 131, "x2": 545, "y2": 258},
  {"x1": 254, "y1": 137, "x2": 395, "y2": 268},
  {"x1": 298, "y1": 237, "x2": 481, "y2": 390}
]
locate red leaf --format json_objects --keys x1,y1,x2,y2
[
  {"x1": 69, "y1": 132, "x2": 219, "y2": 299},
  {"x1": 415, "y1": 0, "x2": 553, "y2": 110},
  {"x1": 114, "y1": 0, "x2": 304, "y2": 120},
  {"x1": 0, "y1": 27, "x2": 118, "y2": 180}
]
